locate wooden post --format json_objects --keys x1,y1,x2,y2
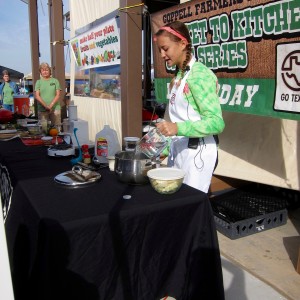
[
  {"x1": 120, "y1": 0, "x2": 143, "y2": 140},
  {"x1": 48, "y1": 0, "x2": 66, "y2": 122},
  {"x1": 297, "y1": 247, "x2": 300, "y2": 274}
]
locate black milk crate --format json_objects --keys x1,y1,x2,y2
[{"x1": 210, "y1": 189, "x2": 288, "y2": 240}]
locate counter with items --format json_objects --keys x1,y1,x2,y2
[{"x1": 0, "y1": 138, "x2": 224, "y2": 300}]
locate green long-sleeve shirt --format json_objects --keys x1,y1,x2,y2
[{"x1": 176, "y1": 61, "x2": 225, "y2": 137}]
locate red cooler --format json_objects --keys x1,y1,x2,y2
[{"x1": 13, "y1": 95, "x2": 30, "y2": 116}]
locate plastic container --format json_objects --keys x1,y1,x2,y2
[
  {"x1": 27, "y1": 124, "x2": 42, "y2": 135},
  {"x1": 124, "y1": 137, "x2": 140, "y2": 152},
  {"x1": 62, "y1": 118, "x2": 71, "y2": 133},
  {"x1": 107, "y1": 156, "x2": 115, "y2": 171},
  {"x1": 68, "y1": 105, "x2": 78, "y2": 121},
  {"x1": 13, "y1": 95, "x2": 30, "y2": 116},
  {"x1": 210, "y1": 189, "x2": 288, "y2": 239},
  {"x1": 94, "y1": 125, "x2": 121, "y2": 163}
]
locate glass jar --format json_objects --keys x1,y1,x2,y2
[{"x1": 82, "y1": 144, "x2": 91, "y2": 164}]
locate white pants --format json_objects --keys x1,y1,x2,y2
[{"x1": 167, "y1": 136, "x2": 217, "y2": 193}]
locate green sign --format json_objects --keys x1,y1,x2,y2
[{"x1": 154, "y1": 77, "x2": 300, "y2": 121}]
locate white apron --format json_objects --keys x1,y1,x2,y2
[{"x1": 167, "y1": 59, "x2": 217, "y2": 193}]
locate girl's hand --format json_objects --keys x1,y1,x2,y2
[{"x1": 156, "y1": 121, "x2": 178, "y2": 136}]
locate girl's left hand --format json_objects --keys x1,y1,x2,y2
[{"x1": 156, "y1": 121, "x2": 178, "y2": 136}]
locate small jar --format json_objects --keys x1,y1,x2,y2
[{"x1": 82, "y1": 144, "x2": 91, "y2": 164}]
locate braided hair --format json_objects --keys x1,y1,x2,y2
[{"x1": 155, "y1": 21, "x2": 192, "y2": 90}]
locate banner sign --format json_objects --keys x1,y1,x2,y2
[
  {"x1": 70, "y1": 18, "x2": 120, "y2": 70},
  {"x1": 151, "y1": 0, "x2": 300, "y2": 120},
  {"x1": 274, "y1": 42, "x2": 300, "y2": 113}
]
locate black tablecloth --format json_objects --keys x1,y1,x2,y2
[{"x1": 1, "y1": 138, "x2": 224, "y2": 300}]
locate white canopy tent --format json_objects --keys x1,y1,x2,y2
[{"x1": 23, "y1": 72, "x2": 70, "y2": 80}]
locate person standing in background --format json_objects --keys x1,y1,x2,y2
[
  {"x1": 0, "y1": 70, "x2": 19, "y2": 112},
  {"x1": 154, "y1": 21, "x2": 225, "y2": 193},
  {"x1": 34, "y1": 62, "x2": 62, "y2": 125}
]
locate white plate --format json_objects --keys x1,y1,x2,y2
[
  {"x1": 54, "y1": 171, "x2": 101, "y2": 186},
  {"x1": 41, "y1": 136, "x2": 53, "y2": 141},
  {"x1": 0, "y1": 129, "x2": 17, "y2": 134}
]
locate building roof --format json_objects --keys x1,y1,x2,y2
[{"x1": 0, "y1": 65, "x2": 24, "y2": 80}]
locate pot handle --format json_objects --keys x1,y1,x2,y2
[
  {"x1": 146, "y1": 157, "x2": 162, "y2": 168},
  {"x1": 115, "y1": 169, "x2": 123, "y2": 175}
]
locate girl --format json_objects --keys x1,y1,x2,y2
[{"x1": 154, "y1": 21, "x2": 225, "y2": 193}]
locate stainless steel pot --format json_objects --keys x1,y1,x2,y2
[{"x1": 114, "y1": 151, "x2": 153, "y2": 184}]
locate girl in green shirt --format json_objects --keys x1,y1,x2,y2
[{"x1": 154, "y1": 21, "x2": 225, "y2": 193}]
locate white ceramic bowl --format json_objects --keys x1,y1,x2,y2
[{"x1": 147, "y1": 167, "x2": 185, "y2": 194}]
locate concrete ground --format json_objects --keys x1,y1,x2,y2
[
  {"x1": 161, "y1": 256, "x2": 287, "y2": 300},
  {"x1": 222, "y1": 256, "x2": 287, "y2": 300},
  {"x1": 217, "y1": 210, "x2": 300, "y2": 300}
]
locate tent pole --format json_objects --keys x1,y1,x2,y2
[
  {"x1": 48, "y1": 0, "x2": 66, "y2": 122},
  {"x1": 28, "y1": 0, "x2": 40, "y2": 117}
]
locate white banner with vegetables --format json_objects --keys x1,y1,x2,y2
[{"x1": 70, "y1": 18, "x2": 120, "y2": 70}]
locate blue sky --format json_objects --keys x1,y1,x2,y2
[{"x1": 0, "y1": 0, "x2": 70, "y2": 76}]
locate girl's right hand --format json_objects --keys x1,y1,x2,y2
[{"x1": 156, "y1": 121, "x2": 178, "y2": 136}]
